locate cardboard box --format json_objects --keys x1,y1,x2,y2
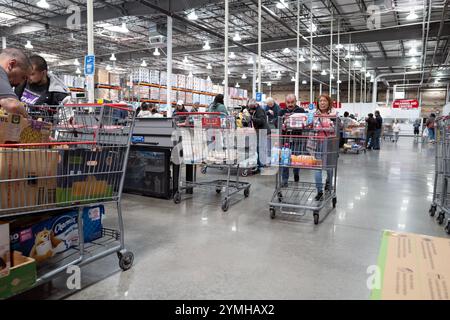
[
  {"x1": 109, "y1": 73, "x2": 121, "y2": 86},
  {"x1": 95, "y1": 68, "x2": 109, "y2": 84},
  {"x1": 185, "y1": 92, "x2": 193, "y2": 104},
  {"x1": 0, "y1": 114, "x2": 51, "y2": 144},
  {"x1": 95, "y1": 88, "x2": 110, "y2": 101},
  {"x1": 10, "y1": 206, "x2": 104, "y2": 265},
  {"x1": 56, "y1": 148, "x2": 117, "y2": 203},
  {"x1": 150, "y1": 87, "x2": 160, "y2": 100},
  {"x1": 0, "y1": 222, "x2": 9, "y2": 279},
  {"x1": 0, "y1": 251, "x2": 36, "y2": 299},
  {"x1": 371, "y1": 230, "x2": 450, "y2": 300},
  {"x1": 0, "y1": 149, "x2": 58, "y2": 211}
]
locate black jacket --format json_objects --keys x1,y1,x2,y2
[
  {"x1": 375, "y1": 115, "x2": 383, "y2": 130},
  {"x1": 367, "y1": 117, "x2": 377, "y2": 131},
  {"x1": 250, "y1": 106, "x2": 270, "y2": 131},
  {"x1": 15, "y1": 74, "x2": 69, "y2": 106},
  {"x1": 278, "y1": 105, "x2": 307, "y2": 118},
  {"x1": 265, "y1": 103, "x2": 281, "y2": 128}
]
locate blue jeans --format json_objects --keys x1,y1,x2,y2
[
  {"x1": 374, "y1": 129, "x2": 382, "y2": 149},
  {"x1": 282, "y1": 167, "x2": 299, "y2": 184},
  {"x1": 315, "y1": 169, "x2": 333, "y2": 192},
  {"x1": 428, "y1": 128, "x2": 435, "y2": 140}
]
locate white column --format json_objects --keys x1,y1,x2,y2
[
  {"x1": 258, "y1": 0, "x2": 262, "y2": 94},
  {"x1": 329, "y1": 13, "x2": 333, "y2": 96},
  {"x1": 166, "y1": 16, "x2": 173, "y2": 117},
  {"x1": 295, "y1": 0, "x2": 300, "y2": 99},
  {"x1": 252, "y1": 54, "x2": 257, "y2": 99},
  {"x1": 353, "y1": 69, "x2": 356, "y2": 103},
  {"x1": 309, "y1": 7, "x2": 313, "y2": 103},
  {"x1": 224, "y1": 0, "x2": 229, "y2": 109},
  {"x1": 1, "y1": 37, "x2": 5, "y2": 49},
  {"x1": 86, "y1": 0, "x2": 95, "y2": 103},
  {"x1": 337, "y1": 19, "x2": 340, "y2": 105}
]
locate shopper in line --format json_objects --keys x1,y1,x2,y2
[
  {"x1": 173, "y1": 100, "x2": 189, "y2": 122},
  {"x1": 265, "y1": 97, "x2": 280, "y2": 129},
  {"x1": 413, "y1": 119, "x2": 421, "y2": 138},
  {"x1": 374, "y1": 110, "x2": 383, "y2": 150},
  {"x1": 191, "y1": 102, "x2": 200, "y2": 112},
  {"x1": 137, "y1": 102, "x2": 151, "y2": 117},
  {"x1": 208, "y1": 94, "x2": 228, "y2": 115},
  {"x1": 366, "y1": 113, "x2": 377, "y2": 150},
  {"x1": 248, "y1": 99, "x2": 270, "y2": 173},
  {"x1": 0, "y1": 48, "x2": 31, "y2": 117},
  {"x1": 426, "y1": 113, "x2": 436, "y2": 143},
  {"x1": 279, "y1": 94, "x2": 307, "y2": 187},
  {"x1": 309, "y1": 94, "x2": 334, "y2": 201},
  {"x1": 15, "y1": 55, "x2": 69, "y2": 106},
  {"x1": 393, "y1": 120, "x2": 401, "y2": 143}
]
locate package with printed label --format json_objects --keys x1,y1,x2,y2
[
  {"x1": 287, "y1": 114, "x2": 308, "y2": 129},
  {"x1": 0, "y1": 222, "x2": 10, "y2": 279},
  {"x1": 10, "y1": 206, "x2": 104, "y2": 265},
  {"x1": 0, "y1": 114, "x2": 52, "y2": 144}
]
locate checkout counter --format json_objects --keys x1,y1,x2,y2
[{"x1": 123, "y1": 117, "x2": 194, "y2": 199}]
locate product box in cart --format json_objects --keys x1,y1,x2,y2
[
  {"x1": 0, "y1": 222, "x2": 10, "y2": 279},
  {"x1": 0, "y1": 149, "x2": 58, "y2": 210},
  {"x1": 9, "y1": 205, "x2": 104, "y2": 265},
  {"x1": 55, "y1": 147, "x2": 119, "y2": 203},
  {"x1": 0, "y1": 114, "x2": 52, "y2": 144},
  {"x1": 0, "y1": 251, "x2": 36, "y2": 299}
]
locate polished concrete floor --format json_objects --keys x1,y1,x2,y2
[{"x1": 19, "y1": 137, "x2": 446, "y2": 300}]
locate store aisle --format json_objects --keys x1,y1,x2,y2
[{"x1": 20, "y1": 137, "x2": 442, "y2": 300}]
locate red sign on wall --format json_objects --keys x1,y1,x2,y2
[{"x1": 392, "y1": 99, "x2": 419, "y2": 109}]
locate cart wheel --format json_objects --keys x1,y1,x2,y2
[
  {"x1": 201, "y1": 167, "x2": 207, "y2": 174},
  {"x1": 270, "y1": 208, "x2": 276, "y2": 219},
  {"x1": 173, "y1": 191, "x2": 181, "y2": 204},
  {"x1": 356, "y1": 150, "x2": 360, "y2": 154},
  {"x1": 221, "y1": 198, "x2": 229, "y2": 212},
  {"x1": 437, "y1": 212, "x2": 445, "y2": 225},
  {"x1": 241, "y1": 169, "x2": 249, "y2": 177},
  {"x1": 445, "y1": 221, "x2": 450, "y2": 235},
  {"x1": 216, "y1": 188, "x2": 222, "y2": 194},
  {"x1": 244, "y1": 187, "x2": 250, "y2": 198},
  {"x1": 332, "y1": 197, "x2": 337, "y2": 208},
  {"x1": 277, "y1": 191, "x2": 283, "y2": 202},
  {"x1": 118, "y1": 251, "x2": 134, "y2": 271},
  {"x1": 429, "y1": 205, "x2": 437, "y2": 217},
  {"x1": 313, "y1": 211, "x2": 320, "y2": 225}
]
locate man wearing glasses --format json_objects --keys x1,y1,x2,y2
[{"x1": 278, "y1": 94, "x2": 307, "y2": 187}]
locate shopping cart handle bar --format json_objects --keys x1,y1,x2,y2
[
  {"x1": 270, "y1": 134, "x2": 336, "y2": 139},
  {"x1": 175, "y1": 112, "x2": 223, "y2": 115},
  {"x1": 64, "y1": 103, "x2": 134, "y2": 112},
  {"x1": 0, "y1": 141, "x2": 97, "y2": 148}
]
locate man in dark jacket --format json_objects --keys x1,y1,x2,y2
[
  {"x1": 264, "y1": 97, "x2": 280, "y2": 129},
  {"x1": 248, "y1": 99, "x2": 270, "y2": 172},
  {"x1": 278, "y1": 94, "x2": 306, "y2": 186},
  {"x1": 374, "y1": 110, "x2": 382, "y2": 150},
  {"x1": 15, "y1": 55, "x2": 69, "y2": 106},
  {"x1": 366, "y1": 113, "x2": 377, "y2": 150}
]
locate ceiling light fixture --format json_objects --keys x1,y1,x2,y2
[
  {"x1": 233, "y1": 32, "x2": 242, "y2": 42},
  {"x1": 276, "y1": 0, "x2": 289, "y2": 9},
  {"x1": 307, "y1": 22, "x2": 317, "y2": 33},
  {"x1": 206, "y1": 63, "x2": 212, "y2": 70},
  {"x1": 73, "y1": 59, "x2": 80, "y2": 66},
  {"x1": 353, "y1": 60, "x2": 361, "y2": 68},
  {"x1": 141, "y1": 60, "x2": 147, "y2": 67},
  {"x1": 291, "y1": 76, "x2": 296, "y2": 82},
  {"x1": 321, "y1": 69, "x2": 327, "y2": 76},
  {"x1": 299, "y1": 55, "x2": 305, "y2": 62},
  {"x1": 337, "y1": 80, "x2": 342, "y2": 84},
  {"x1": 408, "y1": 48, "x2": 418, "y2": 56},
  {"x1": 203, "y1": 41, "x2": 211, "y2": 50},
  {"x1": 235, "y1": 83, "x2": 240, "y2": 88},
  {"x1": 302, "y1": 80, "x2": 307, "y2": 84},
  {"x1": 267, "y1": 82, "x2": 272, "y2": 87},
  {"x1": 36, "y1": 0, "x2": 50, "y2": 9},
  {"x1": 406, "y1": 8, "x2": 418, "y2": 21},
  {"x1": 207, "y1": 76, "x2": 211, "y2": 82},
  {"x1": 330, "y1": 74, "x2": 335, "y2": 80},
  {"x1": 366, "y1": 71, "x2": 371, "y2": 77},
  {"x1": 222, "y1": 79, "x2": 226, "y2": 85},
  {"x1": 75, "y1": 67, "x2": 81, "y2": 74},
  {"x1": 283, "y1": 48, "x2": 290, "y2": 54},
  {"x1": 248, "y1": 56, "x2": 254, "y2": 64},
  {"x1": 242, "y1": 73, "x2": 247, "y2": 79},
  {"x1": 25, "y1": 40, "x2": 33, "y2": 49},
  {"x1": 228, "y1": 69, "x2": 231, "y2": 75},
  {"x1": 183, "y1": 55, "x2": 189, "y2": 64},
  {"x1": 188, "y1": 71, "x2": 193, "y2": 77},
  {"x1": 336, "y1": 43, "x2": 344, "y2": 49},
  {"x1": 187, "y1": 10, "x2": 198, "y2": 21},
  {"x1": 276, "y1": 71, "x2": 282, "y2": 77},
  {"x1": 106, "y1": 64, "x2": 112, "y2": 71},
  {"x1": 411, "y1": 65, "x2": 417, "y2": 70},
  {"x1": 312, "y1": 63, "x2": 318, "y2": 70},
  {"x1": 410, "y1": 57, "x2": 417, "y2": 63},
  {"x1": 229, "y1": 52, "x2": 236, "y2": 59},
  {"x1": 109, "y1": 53, "x2": 116, "y2": 61},
  {"x1": 153, "y1": 48, "x2": 160, "y2": 56}
]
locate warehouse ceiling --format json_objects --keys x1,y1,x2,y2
[{"x1": 0, "y1": 0, "x2": 449, "y2": 88}]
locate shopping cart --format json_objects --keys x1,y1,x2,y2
[
  {"x1": 382, "y1": 123, "x2": 394, "y2": 142},
  {"x1": 0, "y1": 103, "x2": 136, "y2": 294},
  {"x1": 268, "y1": 113, "x2": 339, "y2": 224},
  {"x1": 428, "y1": 116, "x2": 450, "y2": 233},
  {"x1": 342, "y1": 122, "x2": 367, "y2": 154},
  {"x1": 172, "y1": 112, "x2": 251, "y2": 212}
]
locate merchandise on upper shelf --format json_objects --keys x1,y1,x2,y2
[
  {"x1": 186, "y1": 76, "x2": 193, "y2": 90},
  {"x1": 132, "y1": 67, "x2": 150, "y2": 83},
  {"x1": 150, "y1": 87, "x2": 160, "y2": 100},
  {"x1": 109, "y1": 73, "x2": 121, "y2": 86},
  {"x1": 95, "y1": 68, "x2": 109, "y2": 84},
  {"x1": 177, "y1": 74, "x2": 186, "y2": 89},
  {"x1": 149, "y1": 70, "x2": 160, "y2": 85},
  {"x1": 160, "y1": 71, "x2": 167, "y2": 86}
]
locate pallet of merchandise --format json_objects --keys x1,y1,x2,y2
[
  {"x1": 160, "y1": 71, "x2": 167, "y2": 86},
  {"x1": 206, "y1": 80, "x2": 213, "y2": 93},
  {"x1": 110, "y1": 90, "x2": 119, "y2": 101},
  {"x1": 193, "y1": 77, "x2": 201, "y2": 91},
  {"x1": 134, "y1": 86, "x2": 149, "y2": 99},
  {"x1": 74, "y1": 76, "x2": 85, "y2": 89},
  {"x1": 159, "y1": 90, "x2": 167, "y2": 103},
  {"x1": 149, "y1": 70, "x2": 160, "y2": 85},
  {"x1": 177, "y1": 74, "x2": 186, "y2": 89},
  {"x1": 186, "y1": 76, "x2": 193, "y2": 90},
  {"x1": 218, "y1": 85, "x2": 224, "y2": 94},
  {"x1": 132, "y1": 67, "x2": 150, "y2": 83},
  {"x1": 177, "y1": 91, "x2": 186, "y2": 104},
  {"x1": 150, "y1": 87, "x2": 160, "y2": 100},
  {"x1": 171, "y1": 74, "x2": 178, "y2": 87},
  {"x1": 109, "y1": 73, "x2": 121, "y2": 86},
  {"x1": 95, "y1": 88, "x2": 110, "y2": 100},
  {"x1": 200, "y1": 79, "x2": 206, "y2": 92},
  {"x1": 95, "y1": 68, "x2": 109, "y2": 84},
  {"x1": 185, "y1": 92, "x2": 193, "y2": 104},
  {"x1": 169, "y1": 91, "x2": 177, "y2": 104}
]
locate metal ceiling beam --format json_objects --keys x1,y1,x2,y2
[{"x1": 0, "y1": 0, "x2": 225, "y2": 36}]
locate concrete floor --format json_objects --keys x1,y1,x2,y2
[{"x1": 18, "y1": 137, "x2": 446, "y2": 300}]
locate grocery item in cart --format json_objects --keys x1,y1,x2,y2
[
  {"x1": 0, "y1": 222, "x2": 10, "y2": 278},
  {"x1": 0, "y1": 251, "x2": 36, "y2": 299},
  {"x1": 0, "y1": 113, "x2": 52, "y2": 144},
  {"x1": 287, "y1": 114, "x2": 308, "y2": 129},
  {"x1": 10, "y1": 205, "x2": 104, "y2": 264},
  {"x1": 56, "y1": 148, "x2": 118, "y2": 203},
  {"x1": 0, "y1": 149, "x2": 58, "y2": 210}
]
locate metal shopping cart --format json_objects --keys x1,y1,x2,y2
[
  {"x1": 172, "y1": 112, "x2": 251, "y2": 212},
  {"x1": 382, "y1": 123, "x2": 394, "y2": 142},
  {"x1": 342, "y1": 122, "x2": 367, "y2": 154},
  {"x1": 0, "y1": 103, "x2": 136, "y2": 295},
  {"x1": 428, "y1": 116, "x2": 450, "y2": 233},
  {"x1": 268, "y1": 113, "x2": 339, "y2": 224}
]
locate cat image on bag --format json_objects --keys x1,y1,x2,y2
[{"x1": 30, "y1": 229, "x2": 62, "y2": 263}]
